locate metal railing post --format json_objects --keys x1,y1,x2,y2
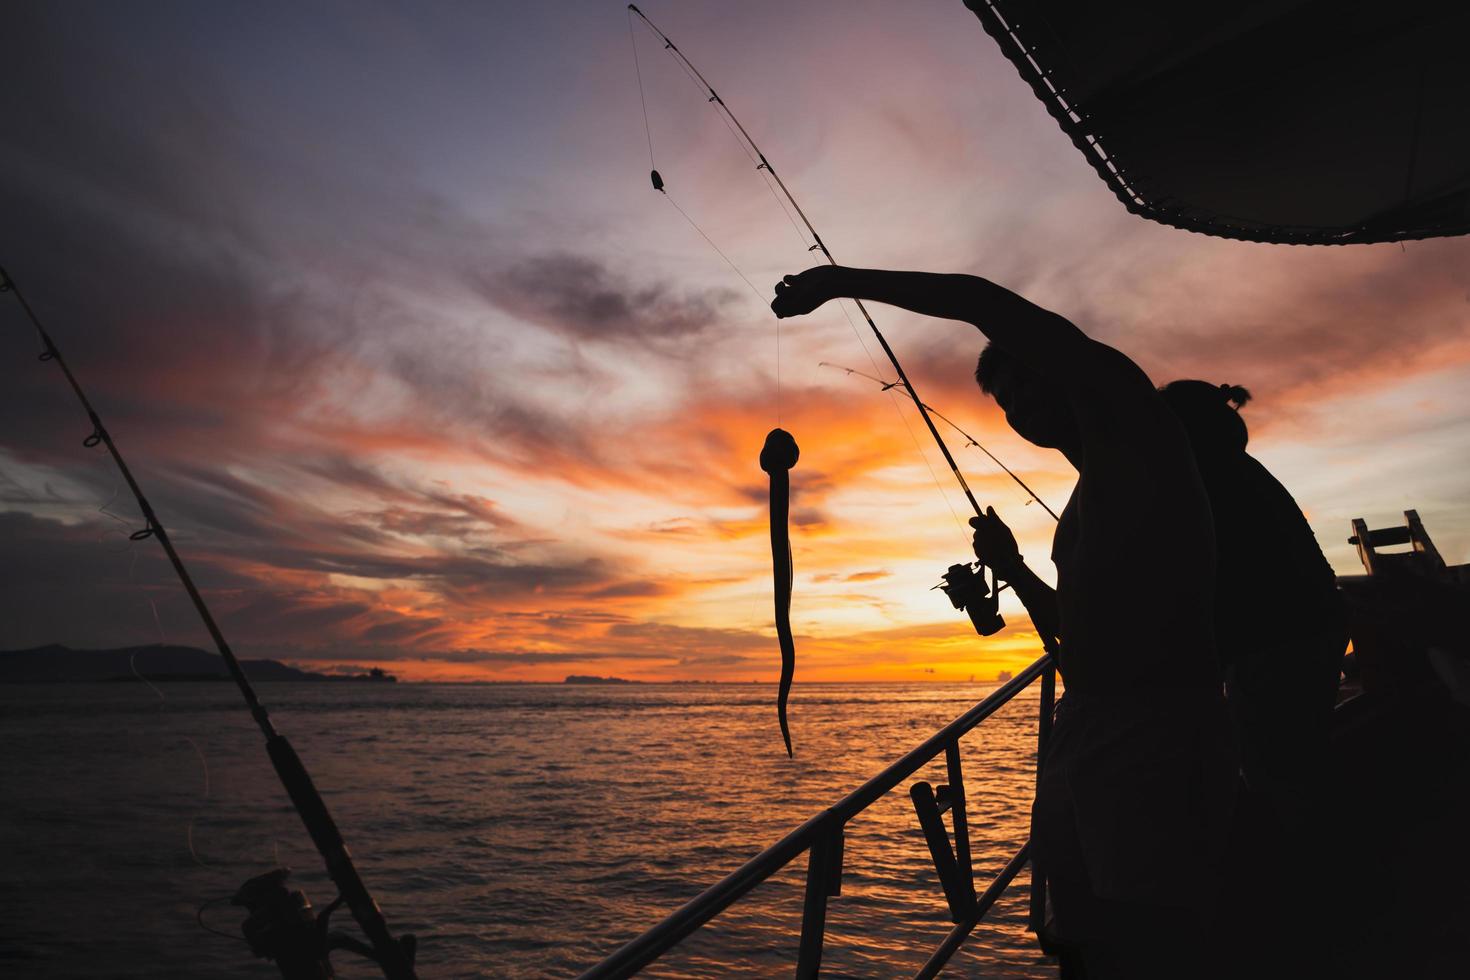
[
  {"x1": 795, "y1": 824, "x2": 844, "y2": 977},
  {"x1": 1028, "y1": 662, "x2": 1056, "y2": 934},
  {"x1": 913, "y1": 842, "x2": 1031, "y2": 980},
  {"x1": 944, "y1": 742, "x2": 976, "y2": 912}
]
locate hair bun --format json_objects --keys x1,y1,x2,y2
[{"x1": 1219, "y1": 384, "x2": 1252, "y2": 410}]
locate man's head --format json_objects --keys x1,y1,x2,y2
[
  {"x1": 975, "y1": 343, "x2": 1079, "y2": 451},
  {"x1": 1159, "y1": 379, "x2": 1251, "y2": 457}
]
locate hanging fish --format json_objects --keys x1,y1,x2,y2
[{"x1": 760, "y1": 427, "x2": 799, "y2": 757}]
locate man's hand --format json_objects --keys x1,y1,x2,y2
[
  {"x1": 771, "y1": 266, "x2": 846, "y2": 318},
  {"x1": 969, "y1": 507, "x2": 1023, "y2": 579}
]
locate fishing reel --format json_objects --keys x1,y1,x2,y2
[
  {"x1": 233, "y1": 868, "x2": 413, "y2": 979},
  {"x1": 938, "y1": 562, "x2": 1006, "y2": 637}
]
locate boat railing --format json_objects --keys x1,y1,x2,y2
[{"x1": 577, "y1": 653, "x2": 1057, "y2": 979}]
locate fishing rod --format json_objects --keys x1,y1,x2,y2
[
  {"x1": 0, "y1": 265, "x2": 418, "y2": 980},
  {"x1": 817, "y1": 361, "x2": 1060, "y2": 521},
  {"x1": 628, "y1": 3, "x2": 1017, "y2": 664},
  {"x1": 628, "y1": 4, "x2": 987, "y2": 524}
]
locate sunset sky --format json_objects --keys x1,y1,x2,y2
[{"x1": 3, "y1": 1, "x2": 1467, "y2": 682}]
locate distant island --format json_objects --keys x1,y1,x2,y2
[
  {"x1": 0, "y1": 645, "x2": 397, "y2": 683},
  {"x1": 563, "y1": 674, "x2": 642, "y2": 685}
]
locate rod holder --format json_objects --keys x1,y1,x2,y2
[{"x1": 911, "y1": 750, "x2": 977, "y2": 925}]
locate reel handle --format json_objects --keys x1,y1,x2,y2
[
  {"x1": 939, "y1": 562, "x2": 1006, "y2": 637},
  {"x1": 967, "y1": 564, "x2": 1005, "y2": 637}
]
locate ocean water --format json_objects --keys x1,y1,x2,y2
[{"x1": 0, "y1": 681, "x2": 1055, "y2": 978}]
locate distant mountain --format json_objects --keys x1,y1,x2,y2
[
  {"x1": 0, "y1": 645, "x2": 395, "y2": 683},
  {"x1": 563, "y1": 674, "x2": 641, "y2": 685}
]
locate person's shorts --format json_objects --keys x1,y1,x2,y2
[{"x1": 1033, "y1": 688, "x2": 1236, "y2": 913}]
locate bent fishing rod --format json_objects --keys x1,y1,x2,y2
[
  {"x1": 818, "y1": 361, "x2": 1060, "y2": 521},
  {"x1": 629, "y1": 4, "x2": 986, "y2": 524},
  {"x1": 0, "y1": 265, "x2": 418, "y2": 980}
]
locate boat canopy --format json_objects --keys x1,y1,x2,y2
[{"x1": 965, "y1": 1, "x2": 1470, "y2": 244}]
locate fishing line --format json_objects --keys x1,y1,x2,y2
[
  {"x1": 627, "y1": 5, "x2": 988, "y2": 528},
  {"x1": 90, "y1": 451, "x2": 145, "y2": 564},
  {"x1": 628, "y1": 7, "x2": 784, "y2": 418},
  {"x1": 197, "y1": 895, "x2": 250, "y2": 943},
  {"x1": 185, "y1": 819, "x2": 212, "y2": 869},
  {"x1": 183, "y1": 743, "x2": 221, "y2": 874},
  {"x1": 631, "y1": 8, "x2": 818, "y2": 257},
  {"x1": 756, "y1": 167, "x2": 822, "y2": 254},
  {"x1": 628, "y1": 5, "x2": 973, "y2": 541},
  {"x1": 94, "y1": 454, "x2": 213, "y2": 860},
  {"x1": 94, "y1": 457, "x2": 223, "y2": 872},
  {"x1": 660, "y1": 189, "x2": 783, "y2": 421},
  {"x1": 659, "y1": 194, "x2": 769, "y2": 308},
  {"x1": 831, "y1": 299, "x2": 970, "y2": 539},
  {"x1": 627, "y1": 8, "x2": 655, "y2": 169},
  {"x1": 818, "y1": 361, "x2": 1061, "y2": 521},
  {"x1": 129, "y1": 642, "x2": 168, "y2": 703},
  {"x1": 137, "y1": 581, "x2": 216, "y2": 869}
]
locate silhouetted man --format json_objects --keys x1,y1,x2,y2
[
  {"x1": 773, "y1": 266, "x2": 1234, "y2": 978},
  {"x1": 1158, "y1": 380, "x2": 1345, "y2": 799},
  {"x1": 1161, "y1": 379, "x2": 1346, "y2": 977}
]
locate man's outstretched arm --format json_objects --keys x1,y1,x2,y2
[{"x1": 772, "y1": 266, "x2": 1145, "y2": 394}]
